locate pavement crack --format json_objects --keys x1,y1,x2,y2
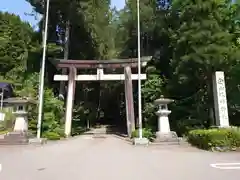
[{"x1": 37, "y1": 168, "x2": 46, "y2": 171}]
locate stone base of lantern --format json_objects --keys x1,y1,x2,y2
[
  {"x1": 13, "y1": 113, "x2": 28, "y2": 132},
  {"x1": 154, "y1": 131, "x2": 179, "y2": 143}
]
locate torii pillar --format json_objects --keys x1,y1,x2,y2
[
  {"x1": 124, "y1": 66, "x2": 135, "y2": 136},
  {"x1": 65, "y1": 66, "x2": 76, "y2": 137}
]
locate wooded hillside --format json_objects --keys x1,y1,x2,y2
[{"x1": 1, "y1": 0, "x2": 240, "y2": 138}]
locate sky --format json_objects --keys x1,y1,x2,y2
[{"x1": 0, "y1": 0, "x2": 125, "y2": 27}]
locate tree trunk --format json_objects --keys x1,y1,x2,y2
[{"x1": 59, "y1": 19, "x2": 70, "y2": 97}]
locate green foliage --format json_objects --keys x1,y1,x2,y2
[
  {"x1": 141, "y1": 0, "x2": 240, "y2": 134},
  {"x1": 38, "y1": 88, "x2": 64, "y2": 137},
  {"x1": 142, "y1": 68, "x2": 163, "y2": 131},
  {"x1": 0, "y1": 110, "x2": 15, "y2": 131},
  {"x1": 0, "y1": 12, "x2": 36, "y2": 82},
  {"x1": 131, "y1": 128, "x2": 155, "y2": 141},
  {"x1": 142, "y1": 69, "x2": 163, "y2": 102},
  {"x1": 0, "y1": 130, "x2": 8, "y2": 135},
  {"x1": 187, "y1": 127, "x2": 240, "y2": 151},
  {"x1": 170, "y1": 0, "x2": 237, "y2": 77},
  {"x1": 175, "y1": 118, "x2": 205, "y2": 136},
  {"x1": 15, "y1": 73, "x2": 64, "y2": 138},
  {"x1": 71, "y1": 125, "x2": 86, "y2": 136},
  {"x1": 16, "y1": 72, "x2": 39, "y2": 98},
  {"x1": 226, "y1": 63, "x2": 240, "y2": 125},
  {"x1": 42, "y1": 131, "x2": 61, "y2": 140},
  {"x1": 71, "y1": 101, "x2": 96, "y2": 135},
  {"x1": 4, "y1": 0, "x2": 239, "y2": 139}
]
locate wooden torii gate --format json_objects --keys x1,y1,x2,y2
[{"x1": 52, "y1": 57, "x2": 151, "y2": 137}]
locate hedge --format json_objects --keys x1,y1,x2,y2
[
  {"x1": 131, "y1": 128, "x2": 155, "y2": 141},
  {"x1": 42, "y1": 131, "x2": 61, "y2": 140},
  {"x1": 187, "y1": 127, "x2": 240, "y2": 151}
]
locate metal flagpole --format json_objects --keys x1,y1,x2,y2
[
  {"x1": 137, "y1": 0, "x2": 143, "y2": 139},
  {"x1": 0, "y1": 90, "x2": 3, "y2": 110},
  {"x1": 37, "y1": 0, "x2": 50, "y2": 139}
]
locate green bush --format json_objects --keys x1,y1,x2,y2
[
  {"x1": 187, "y1": 127, "x2": 240, "y2": 151},
  {"x1": 53, "y1": 127, "x2": 65, "y2": 137},
  {"x1": 131, "y1": 128, "x2": 155, "y2": 141},
  {"x1": 16, "y1": 73, "x2": 64, "y2": 136},
  {"x1": 42, "y1": 131, "x2": 61, "y2": 140},
  {"x1": 0, "y1": 110, "x2": 15, "y2": 131},
  {"x1": 72, "y1": 126, "x2": 86, "y2": 136}
]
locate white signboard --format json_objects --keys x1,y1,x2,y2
[{"x1": 212, "y1": 71, "x2": 229, "y2": 127}]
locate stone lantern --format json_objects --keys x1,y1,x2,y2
[
  {"x1": 0, "y1": 97, "x2": 35, "y2": 145},
  {"x1": 154, "y1": 95, "x2": 178, "y2": 142},
  {"x1": 5, "y1": 97, "x2": 34, "y2": 132}
]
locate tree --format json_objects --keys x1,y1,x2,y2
[
  {"x1": 16, "y1": 0, "x2": 240, "y2": 137},
  {"x1": 168, "y1": 0, "x2": 239, "y2": 124},
  {"x1": 0, "y1": 12, "x2": 36, "y2": 82}
]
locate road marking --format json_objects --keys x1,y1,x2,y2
[{"x1": 210, "y1": 163, "x2": 240, "y2": 170}]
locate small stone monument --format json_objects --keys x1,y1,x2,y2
[
  {"x1": 0, "y1": 97, "x2": 34, "y2": 145},
  {"x1": 212, "y1": 71, "x2": 229, "y2": 127},
  {"x1": 154, "y1": 95, "x2": 178, "y2": 143}
]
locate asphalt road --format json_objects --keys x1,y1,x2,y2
[{"x1": 0, "y1": 135, "x2": 240, "y2": 180}]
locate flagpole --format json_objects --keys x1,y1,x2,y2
[
  {"x1": 137, "y1": 0, "x2": 143, "y2": 139},
  {"x1": 37, "y1": 0, "x2": 50, "y2": 139}
]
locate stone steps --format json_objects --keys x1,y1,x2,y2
[
  {"x1": 0, "y1": 131, "x2": 29, "y2": 145},
  {"x1": 0, "y1": 140, "x2": 29, "y2": 145},
  {"x1": 92, "y1": 134, "x2": 107, "y2": 138}
]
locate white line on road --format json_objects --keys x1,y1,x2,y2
[{"x1": 210, "y1": 163, "x2": 240, "y2": 170}]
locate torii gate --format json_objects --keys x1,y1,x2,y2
[{"x1": 52, "y1": 57, "x2": 151, "y2": 137}]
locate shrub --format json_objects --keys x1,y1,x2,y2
[
  {"x1": 42, "y1": 131, "x2": 61, "y2": 140},
  {"x1": 53, "y1": 127, "x2": 65, "y2": 137},
  {"x1": 187, "y1": 127, "x2": 240, "y2": 151},
  {"x1": 0, "y1": 110, "x2": 15, "y2": 131},
  {"x1": 16, "y1": 73, "x2": 64, "y2": 136},
  {"x1": 72, "y1": 126, "x2": 86, "y2": 136},
  {"x1": 131, "y1": 128, "x2": 155, "y2": 141}
]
